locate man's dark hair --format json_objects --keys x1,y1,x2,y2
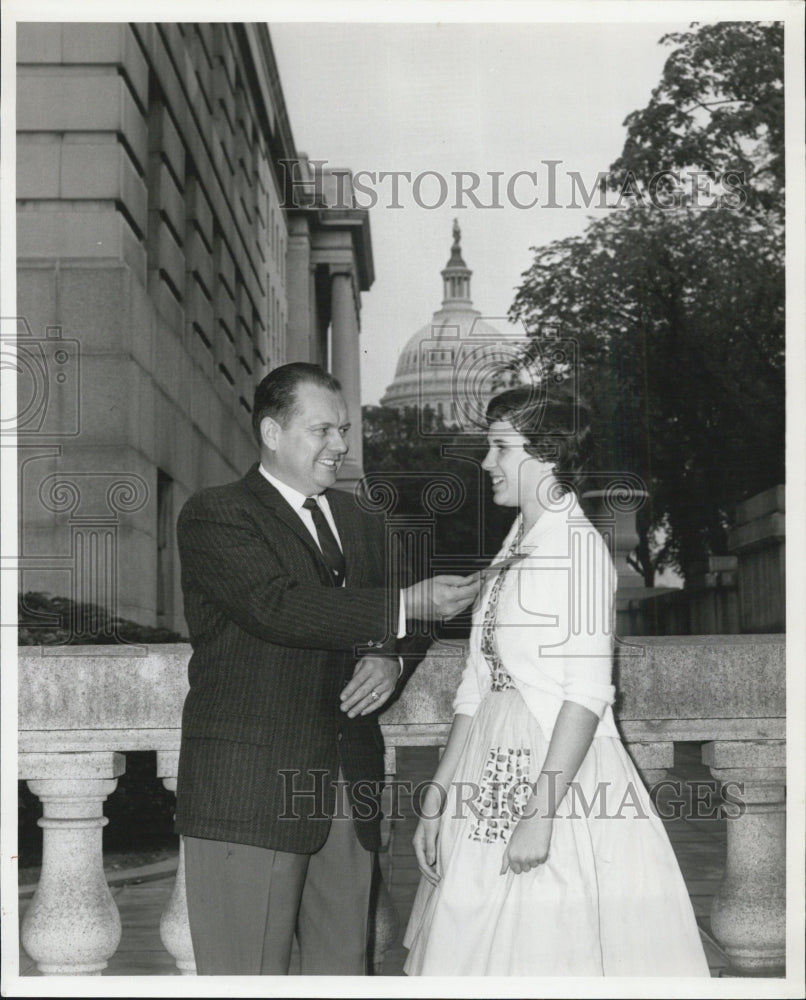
[
  {"x1": 485, "y1": 383, "x2": 592, "y2": 494},
  {"x1": 252, "y1": 363, "x2": 342, "y2": 443}
]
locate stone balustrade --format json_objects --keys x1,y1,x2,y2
[{"x1": 18, "y1": 635, "x2": 786, "y2": 977}]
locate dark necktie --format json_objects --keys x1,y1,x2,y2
[{"x1": 302, "y1": 497, "x2": 346, "y2": 586}]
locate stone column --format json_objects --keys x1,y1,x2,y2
[
  {"x1": 156, "y1": 750, "x2": 196, "y2": 974},
  {"x1": 19, "y1": 751, "x2": 124, "y2": 975},
  {"x1": 703, "y1": 739, "x2": 786, "y2": 976},
  {"x1": 330, "y1": 268, "x2": 363, "y2": 485},
  {"x1": 284, "y1": 214, "x2": 317, "y2": 364}
]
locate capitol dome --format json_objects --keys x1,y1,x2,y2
[{"x1": 380, "y1": 221, "x2": 523, "y2": 429}]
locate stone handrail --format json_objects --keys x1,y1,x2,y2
[{"x1": 17, "y1": 635, "x2": 786, "y2": 977}]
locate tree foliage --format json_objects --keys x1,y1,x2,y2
[
  {"x1": 609, "y1": 21, "x2": 784, "y2": 218},
  {"x1": 362, "y1": 405, "x2": 511, "y2": 631},
  {"x1": 510, "y1": 21, "x2": 785, "y2": 581}
]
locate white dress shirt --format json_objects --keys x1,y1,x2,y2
[
  {"x1": 259, "y1": 463, "x2": 406, "y2": 666},
  {"x1": 259, "y1": 465, "x2": 343, "y2": 553}
]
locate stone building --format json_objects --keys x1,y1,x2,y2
[
  {"x1": 380, "y1": 221, "x2": 519, "y2": 428},
  {"x1": 14, "y1": 23, "x2": 372, "y2": 633}
]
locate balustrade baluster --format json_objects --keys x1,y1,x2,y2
[
  {"x1": 704, "y1": 739, "x2": 786, "y2": 976},
  {"x1": 156, "y1": 750, "x2": 196, "y2": 974},
  {"x1": 19, "y1": 751, "x2": 124, "y2": 975},
  {"x1": 15, "y1": 636, "x2": 788, "y2": 979}
]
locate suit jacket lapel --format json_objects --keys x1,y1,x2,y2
[
  {"x1": 327, "y1": 487, "x2": 367, "y2": 586},
  {"x1": 243, "y1": 465, "x2": 370, "y2": 586},
  {"x1": 242, "y1": 464, "x2": 333, "y2": 578}
]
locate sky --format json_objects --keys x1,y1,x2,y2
[
  {"x1": 270, "y1": 18, "x2": 691, "y2": 404},
  {"x1": 1, "y1": 7, "x2": 804, "y2": 998}
]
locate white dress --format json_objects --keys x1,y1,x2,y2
[{"x1": 403, "y1": 497, "x2": 710, "y2": 977}]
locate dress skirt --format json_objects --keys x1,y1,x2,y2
[{"x1": 403, "y1": 687, "x2": 710, "y2": 977}]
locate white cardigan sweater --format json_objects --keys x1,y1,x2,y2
[{"x1": 452, "y1": 494, "x2": 620, "y2": 740}]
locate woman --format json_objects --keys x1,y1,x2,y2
[{"x1": 403, "y1": 385, "x2": 709, "y2": 976}]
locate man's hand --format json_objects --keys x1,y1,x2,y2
[
  {"x1": 403, "y1": 573, "x2": 480, "y2": 621},
  {"x1": 340, "y1": 655, "x2": 399, "y2": 718}
]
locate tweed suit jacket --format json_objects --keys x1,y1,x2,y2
[{"x1": 174, "y1": 463, "x2": 401, "y2": 854}]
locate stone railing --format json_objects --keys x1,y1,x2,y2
[{"x1": 18, "y1": 636, "x2": 786, "y2": 977}]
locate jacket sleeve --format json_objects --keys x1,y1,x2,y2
[{"x1": 178, "y1": 493, "x2": 400, "y2": 652}]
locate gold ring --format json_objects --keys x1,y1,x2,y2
[{"x1": 370, "y1": 690, "x2": 379, "y2": 701}]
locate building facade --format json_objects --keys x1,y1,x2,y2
[{"x1": 15, "y1": 23, "x2": 372, "y2": 632}]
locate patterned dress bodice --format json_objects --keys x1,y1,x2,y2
[{"x1": 480, "y1": 534, "x2": 522, "y2": 691}]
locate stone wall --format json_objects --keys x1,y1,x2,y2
[{"x1": 16, "y1": 24, "x2": 293, "y2": 631}]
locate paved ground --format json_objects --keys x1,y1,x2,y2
[{"x1": 17, "y1": 743, "x2": 730, "y2": 978}]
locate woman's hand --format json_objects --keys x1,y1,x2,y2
[
  {"x1": 500, "y1": 812, "x2": 554, "y2": 875},
  {"x1": 499, "y1": 702, "x2": 600, "y2": 875},
  {"x1": 412, "y1": 782, "x2": 445, "y2": 885}
]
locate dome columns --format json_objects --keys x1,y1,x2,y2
[
  {"x1": 382, "y1": 223, "x2": 519, "y2": 415},
  {"x1": 441, "y1": 218, "x2": 473, "y2": 308}
]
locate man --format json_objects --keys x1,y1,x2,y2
[{"x1": 174, "y1": 362, "x2": 478, "y2": 975}]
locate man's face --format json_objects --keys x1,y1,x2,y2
[{"x1": 262, "y1": 383, "x2": 350, "y2": 495}]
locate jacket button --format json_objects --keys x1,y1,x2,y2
[{"x1": 337, "y1": 732, "x2": 343, "y2": 741}]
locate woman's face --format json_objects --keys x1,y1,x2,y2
[{"x1": 482, "y1": 419, "x2": 555, "y2": 509}]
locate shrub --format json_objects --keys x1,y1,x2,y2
[{"x1": 18, "y1": 591, "x2": 186, "y2": 645}]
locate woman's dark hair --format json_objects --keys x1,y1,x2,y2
[
  {"x1": 485, "y1": 383, "x2": 592, "y2": 494},
  {"x1": 252, "y1": 363, "x2": 342, "y2": 443}
]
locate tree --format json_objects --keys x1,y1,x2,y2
[
  {"x1": 609, "y1": 21, "x2": 784, "y2": 218},
  {"x1": 510, "y1": 21, "x2": 784, "y2": 582},
  {"x1": 361, "y1": 405, "x2": 511, "y2": 633}
]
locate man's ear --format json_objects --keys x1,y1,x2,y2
[{"x1": 260, "y1": 415, "x2": 281, "y2": 452}]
